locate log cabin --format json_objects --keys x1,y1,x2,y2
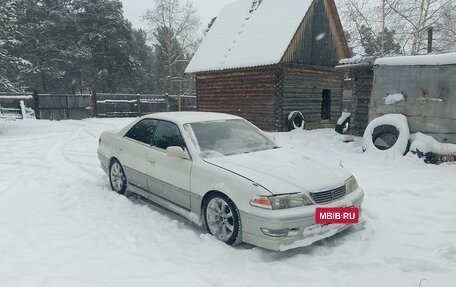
[{"x1": 185, "y1": 0, "x2": 350, "y2": 131}]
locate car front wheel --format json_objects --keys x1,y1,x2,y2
[
  {"x1": 109, "y1": 159, "x2": 127, "y2": 194},
  {"x1": 204, "y1": 194, "x2": 242, "y2": 246}
]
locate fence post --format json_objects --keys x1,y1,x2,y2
[
  {"x1": 19, "y1": 100, "x2": 26, "y2": 119},
  {"x1": 195, "y1": 94, "x2": 198, "y2": 111},
  {"x1": 165, "y1": 93, "x2": 170, "y2": 112},
  {"x1": 92, "y1": 91, "x2": 97, "y2": 117},
  {"x1": 178, "y1": 95, "x2": 182, "y2": 112},
  {"x1": 33, "y1": 90, "x2": 40, "y2": 119},
  {"x1": 136, "y1": 94, "x2": 141, "y2": 116},
  {"x1": 65, "y1": 94, "x2": 70, "y2": 120}
]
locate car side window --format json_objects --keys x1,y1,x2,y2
[
  {"x1": 152, "y1": 121, "x2": 185, "y2": 150},
  {"x1": 125, "y1": 119, "x2": 158, "y2": 144}
]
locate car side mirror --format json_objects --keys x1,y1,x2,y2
[{"x1": 166, "y1": 146, "x2": 187, "y2": 159}]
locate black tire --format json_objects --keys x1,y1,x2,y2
[
  {"x1": 287, "y1": 111, "x2": 305, "y2": 131},
  {"x1": 335, "y1": 116, "x2": 351, "y2": 134},
  {"x1": 109, "y1": 159, "x2": 127, "y2": 194},
  {"x1": 371, "y1": 125, "x2": 400, "y2": 151},
  {"x1": 203, "y1": 193, "x2": 242, "y2": 246}
]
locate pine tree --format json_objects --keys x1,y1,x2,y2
[
  {"x1": 359, "y1": 25, "x2": 401, "y2": 56},
  {"x1": 130, "y1": 29, "x2": 156, "y2": 93},
  {"x1": 75, "y1": 0, "x2": 141, "y2": 93},
  {"x1": 144, "y1": 0, "x2": 201, "y2": 95},
  {"x1": 0, "y1": 2, "x2": 30, "y2": 92}
]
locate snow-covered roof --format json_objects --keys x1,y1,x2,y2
[
  {"x1": 335, "y1": 55, "x2": 377, "y2": 69},
  {"x1": 375, "y1": 52, "x2": 456, "y2": 66},
  {"x1": 185, "y1": 0, "x2": 314, "y2": 73}
]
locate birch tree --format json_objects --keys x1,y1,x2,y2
[
  {"x1": 143, "y1": 0, "x2": 201, "y2": 94},
  {"x1": 336, "y1": 0, "x2": 456, "y2": 55},
  {"x1": 388, "y1": 0, "x2": 433, "y2": 54},
  {"x1": 337, "y1": 0, "x2": 401, "y2": 56},
  {"x1": 386, "y1": 0, "x2": 453, "y2": 54},
  {"x1": 435, "y1": 5, "x2": 456, "y2": 52}
]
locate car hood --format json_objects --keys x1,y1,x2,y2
[{"x1": 204, "y1": 147, "x2": 351, "y2": 195}]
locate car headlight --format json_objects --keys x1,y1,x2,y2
[
  {"x1": 345, "y1": 176, "x2": 359, "y2": 194},
  {"x1": 250, "y1": 193, "x2": 313, "y2": 210}
]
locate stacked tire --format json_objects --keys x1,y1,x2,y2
[
  {"x1": 287, "y1": 111, "x2": 305, "y2": 131},
  {"x1": 362, "y1": 114, "x2": 410, "y2": 156},
  {"x1": 335, "y1": 112, "x2": 351, "y2": 134}
]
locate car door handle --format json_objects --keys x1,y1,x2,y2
[
  {"x1": 148, "y1": 159, "x2": 156, "y2": 165},
  {"x1": 119, "y1": 147, "x2": 124, "y2": 152}
]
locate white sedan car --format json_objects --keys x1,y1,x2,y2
[{"x1": 97, "y1": 112, "x2": 364, "y2": 251}]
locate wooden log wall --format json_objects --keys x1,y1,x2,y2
[
  {"x1": 195, "y1": 67, "x2": 279, "y2": 131},
  {"x1": 282, "y1": 66, "x2": 344, "y2": 130},
  {"x1": 351, "y1": 68, "x2": 374, "y2": 135}
]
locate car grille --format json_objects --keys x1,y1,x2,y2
[{"x1": 310, "y1": 185, "x2": 346, "y2": 204}]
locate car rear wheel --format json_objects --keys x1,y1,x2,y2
[
  {"x1": 109, "y1": 159, "x2": 127, "y2": 194},
  {"x1": 204, "y1": 194, "x2": 242, "y2": 246}
]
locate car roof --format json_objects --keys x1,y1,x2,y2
[{"x1": 142, "y1": 112, "x2": 242, "y2": 125}]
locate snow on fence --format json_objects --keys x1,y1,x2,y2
[
  {"x1": 94, "y1": 93, "x2": 166, "y2": 118},
  {"x1": 0, "y1": 92, "x2": 35, "y2": 120},
  {"x1": 94, "y1": 93, "x2": 197, "y2": 118},
  {"x1": 0, "y1": 92, "x2": 197, "y2": 120}
]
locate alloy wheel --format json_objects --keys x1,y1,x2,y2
[
  {"x1": 110, "y1": 162, "x2": 125, "y2": 192},
  {"x1": 206, "y1": 197, "x2": 235, "y2": 242}
]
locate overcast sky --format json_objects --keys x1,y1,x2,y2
[{"x1": 120, "y1": 0, "x2": 237, "y2": 30}]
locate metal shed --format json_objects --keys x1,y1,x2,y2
[{"x1": 370, "y1": 53, "x2": 456, "y2": 143}]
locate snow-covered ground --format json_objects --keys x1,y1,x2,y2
[{"x1": 1, "y1": 118, "x2": 455, "y2": 287}]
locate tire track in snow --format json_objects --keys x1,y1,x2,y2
[{"x1": 44, "y1": 122, "x2": 103, "y2": 182}]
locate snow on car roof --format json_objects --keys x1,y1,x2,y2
[
  {"x1": 185, "y1": 0, "x2": 313, "y2": 73},
  {"x1": 375, "y1": 52, "x2": 456, "y2": 66},
  {"x1": 143, "y1": 112, "x2": 242, "y2": 125}
]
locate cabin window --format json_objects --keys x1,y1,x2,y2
[{"x1": 321, "y1": 89, "x2": 331, "y2": 120}]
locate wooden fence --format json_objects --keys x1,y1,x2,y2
[
  {"x1": 94, "y1": 93, "x2": 197, "y2": 117},
  {"x1": 35, "y1": 93, "x2": 92, "y2": 120},
  {"x1": 0, "y1": 92, "x2": 197, "y2": 120},
  {"x1": 0, "y1": 93, "x2": 34, "y2": 119}
]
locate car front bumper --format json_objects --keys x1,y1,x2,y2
[{"x1": 240, "y1": 187, "x2": 364, "y2": 251}]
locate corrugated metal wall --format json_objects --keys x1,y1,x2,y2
[{"x1": 371, "y1": 64, "x2": 456, "y2": 143}]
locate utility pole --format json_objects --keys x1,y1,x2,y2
[{"x1": 427, "y1": 27, "x2": 433, "y2": 54}]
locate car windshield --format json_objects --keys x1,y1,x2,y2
[{"x1": 185, "y1": 119, "x2": 278, "y2": 158}]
